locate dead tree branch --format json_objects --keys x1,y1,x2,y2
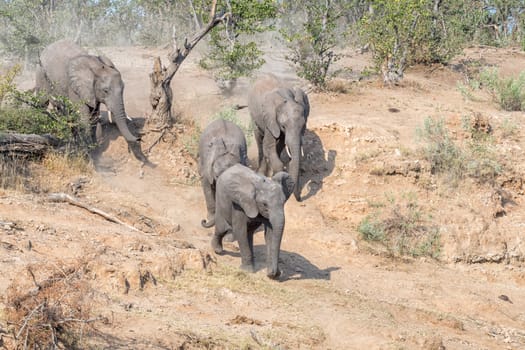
[
  {"x1": 47, "y1": 193, "x2": 144, "y2": 234},
  {"x1": 149, "y1": 0, "x2": 231, "y2": 127}
]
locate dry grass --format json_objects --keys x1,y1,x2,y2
[
  {"x1": 0, "y1": 151, "x2": 91, "y2": 193},
  {"x1": 0, "y1": 154, "x2": 31, "y2": 191},
  {"x1": 5, "y1": 261, "x2": 106, "y2": 349}
]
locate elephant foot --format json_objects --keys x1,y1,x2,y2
[
  {"x1": 223, "y1": 232, "x2": 235, "y2": 242},
  {"x1": 211, "y1": 235, "x2": 224, "y2": 254},
  {"x1": 240, "y1": 263, "x2": 255, "y2": 273},
  {"x1": 266, "y1": 268, "x2": 282, "y2": 280}
]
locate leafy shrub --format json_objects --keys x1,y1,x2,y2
[
  {"x1": 417, "y1": 116, "x2": 502, "y2": 186},
  {"x1": 358, "y1": 194, "x2": 440, "y2": 259},
  {"x1": 280, "y1": 1, "x2": 348, "y2": 88},
  {"x1": 211, "y1": 107, "x2": 254, "y2": 146},
  {"x1": 479, "y1": 68, "x2": 525, "y2": 111}
]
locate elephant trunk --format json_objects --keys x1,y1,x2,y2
[
  {"x1": 111, "y1": 102, "x2": 139, "y2": 143},
  {"x1": 201, "y1": 217, "x2": 215, "y2": 228},
  {"x1": 267, "y1": 211, "x2": 285, "y2": 279},
  {"x1": 285, "y1": 134, "x2": 302, "y2": 201}
]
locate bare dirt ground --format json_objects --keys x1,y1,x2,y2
[{"x1": 2, "y1": 44, "x2": 525, "y2": 349}]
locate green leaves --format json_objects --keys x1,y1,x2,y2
[
  {"x1": 359, "y1": 0, "x2": 483, "y2": 84},
  {"x1": 281, "y1": 0, "x2": 349, "y2": 88},
  {"x1": 200, "y1": 0, "x2": 277, "y2": 85}
]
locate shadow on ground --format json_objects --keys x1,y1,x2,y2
[
  {"x1": 220, "y1": 244, "x2": 340, "y2": 281},
  {"x1": 296, "y1": 129, "x2": 337, "y2": 201}
]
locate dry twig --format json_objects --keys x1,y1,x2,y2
[{"x1": 47, "y1": 192, "x2": 144, "y2": 234}]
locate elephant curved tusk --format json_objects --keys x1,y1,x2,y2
[
  {"x1": 126, "y1": 114, "x2": 132, "y2": 121},
  {"x1": 285, "y1": 145, "x2": 292, "y2": 159},
  {"x1": 107, "y1": 110, "x2": 113, "y2": 123},
  {"x1": 301, "y1": 146, "x2": 305, "y2": 158}
]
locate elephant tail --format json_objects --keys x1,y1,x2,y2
[{"x1": 201, "y1": 218, "x2": 215, "y2": 228}]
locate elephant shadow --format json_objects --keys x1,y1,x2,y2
[
  {"x1": 291, "y1": 129, "x2": 336, "y2": 201},
  {"x1": 223, "y1": 244, "x2": 340, "y2": 281}
]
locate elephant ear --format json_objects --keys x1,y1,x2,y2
[
  {"x1": 68, "y1": 56, "x2": 96, "y2": 107},
  {"x1": 263, "y1": 90, "x2": 286, "y2": 138},
  {"x1": 97, "y1": 55, "x2": 116, "y2": 69},
  {"x1": 292, "y1": 87, "x2": 310, "y2": 120},
  {"x1": 232, "y1": 176, "x2": 259, "y2": 218},
  {"x1": 272, "y1": 171, "x2": 295, "y2": 200}
]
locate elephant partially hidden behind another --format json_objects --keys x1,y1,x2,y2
[
  {"x1": 198, "y1": 119, "x2": 248, "y2": 228},
  {"x1": 212, "y1": 164, "x2": 294, "y2": 279},
  {"x1": 34, "y1": 40, "x2": 148, "y2": 163},
  {"x1": 248, "y1": 73, "x2": 310, "y2": 202}
]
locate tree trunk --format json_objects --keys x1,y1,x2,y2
[{"x1": 148, "y1": 0, "x2": 231, "y2": 127}]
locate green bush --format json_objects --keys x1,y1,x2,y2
[
  {"x1": 417, "y1": 116, "x2": 502, "y2": 186},
  {"x1": 479, "y1": 68, "x2": 525, "y2": 111},
  {"x1": 358, "y1": 194, "x2": 440, "y2": 259},
  {"x1": 211, "y1": 107, "x2": 254, "y2": 146}
]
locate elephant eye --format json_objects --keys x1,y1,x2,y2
[{"x1": 103, "y1": 88, "x2": 110, "y2": 94}]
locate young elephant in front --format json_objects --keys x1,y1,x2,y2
[
  {"x1": 212, "y1": 164, "x2": 294, "y2": 279},
  {"x1": 198, "y1": 119, "x2": 248, "y2": 228}
]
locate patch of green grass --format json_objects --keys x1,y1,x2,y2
[
  {"x1": 211, "y1": 107, "x2": 255, "y2": 146},
  {"x1": 500, "y1": 116, "x2": 520, "y2": 140},
  {"x1": 479, "y1": 68, "x2": 525, "y2": 111},
  {"x1": 417, "y1": 116, "x2": 502, "y2": 186},
  {"x1": 358, "y1": 194, "x2": 441, "y2": 259}
]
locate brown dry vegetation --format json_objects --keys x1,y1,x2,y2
[{"x1": 1, "y1": 45, "x2": 525, "y2": 349}]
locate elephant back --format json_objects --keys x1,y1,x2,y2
[
  {"x1": 39, "y1": 40, "x2": 88, "y2": 95},
  {"x1": 198, "y1": 119, "x2": 248, "y2": 182}
]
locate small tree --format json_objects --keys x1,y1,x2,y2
[
  {"x1": 360, "y1": 0, "x2": 484, "y2": 85},
  {"x1": 199, "y1": 0, "x2": 277, "y2": 90},
  {"x1": 359, "y1": 0, "x2": 428, "y2": 84},
  {"x1": 281, "y1": 0, "x2": 349, "y2": 88},
  {"x1": 149, "y1": 0, "x2": 277, "y2": 126}
]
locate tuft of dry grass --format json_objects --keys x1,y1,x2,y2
[
  {"x1": 0, "y1": 154, "x2": 31, "y2": 191},
  {"x1": 325, "y1": 78, "x2": 352, "y2": 94},
  {"x1": 5, "y1": 261, "x2": 106, "y2": 349}
]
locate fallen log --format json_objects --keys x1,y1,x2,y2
[{"x1": 0, "y1": 132, "x2": 61, "y2": 156}]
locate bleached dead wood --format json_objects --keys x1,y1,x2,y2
[
  {"x1": 47, "y1": 193, "x2": 144, "y2": 234},
  {"x1": 148, "y1": 0, "x2": 231, "y2": 127}
]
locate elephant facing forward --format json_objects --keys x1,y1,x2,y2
[
  {"x1": 248, "y1": 73, "x2": 309, "y2": 201},
  {"x1": 34, "y1": 40, "x2": 144, "y2": 160},
  {"x1": 212, "y1": 164, "x2": 294, "y2": 279},
  {"x1": 198, "y1": 119, "x2": 248, "y2": 228}
]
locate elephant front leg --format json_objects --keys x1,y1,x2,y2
[
  {"x1": 263, "y1": 130, "x2": 284, "y2": 176},
  {"x1": 200, "y1": 178, "x2": 216, "y2": 228},
  {"x1": 254, "y1": 127, "x2": 267, "y2": 175},
  {"x1": 233, "y1": 209, "x2": 255, "y2": 273}
]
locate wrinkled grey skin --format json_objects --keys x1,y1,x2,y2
[
  {"x1": 198, "y1": 119, "x2": 248, "y2": 228},
  {"x1": 212, "y1": 164, "x2": 294, "y2": 279},
  {"x1": 248, "y1": 73, "x2": 309, "y2": 202},
  {"x1": 35, "y1": 40, "x2": 140, "y2": 147}
]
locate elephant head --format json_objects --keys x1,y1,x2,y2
[
  {"x1": 264, "y1": 87, "x2": 309, "y2": 201},
  {"x1": 214, "y1": 164, "x2": 294, "y2": 279},
  {"x1": 68, "y1": 55, "x2": 139, "y2": 143}
]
